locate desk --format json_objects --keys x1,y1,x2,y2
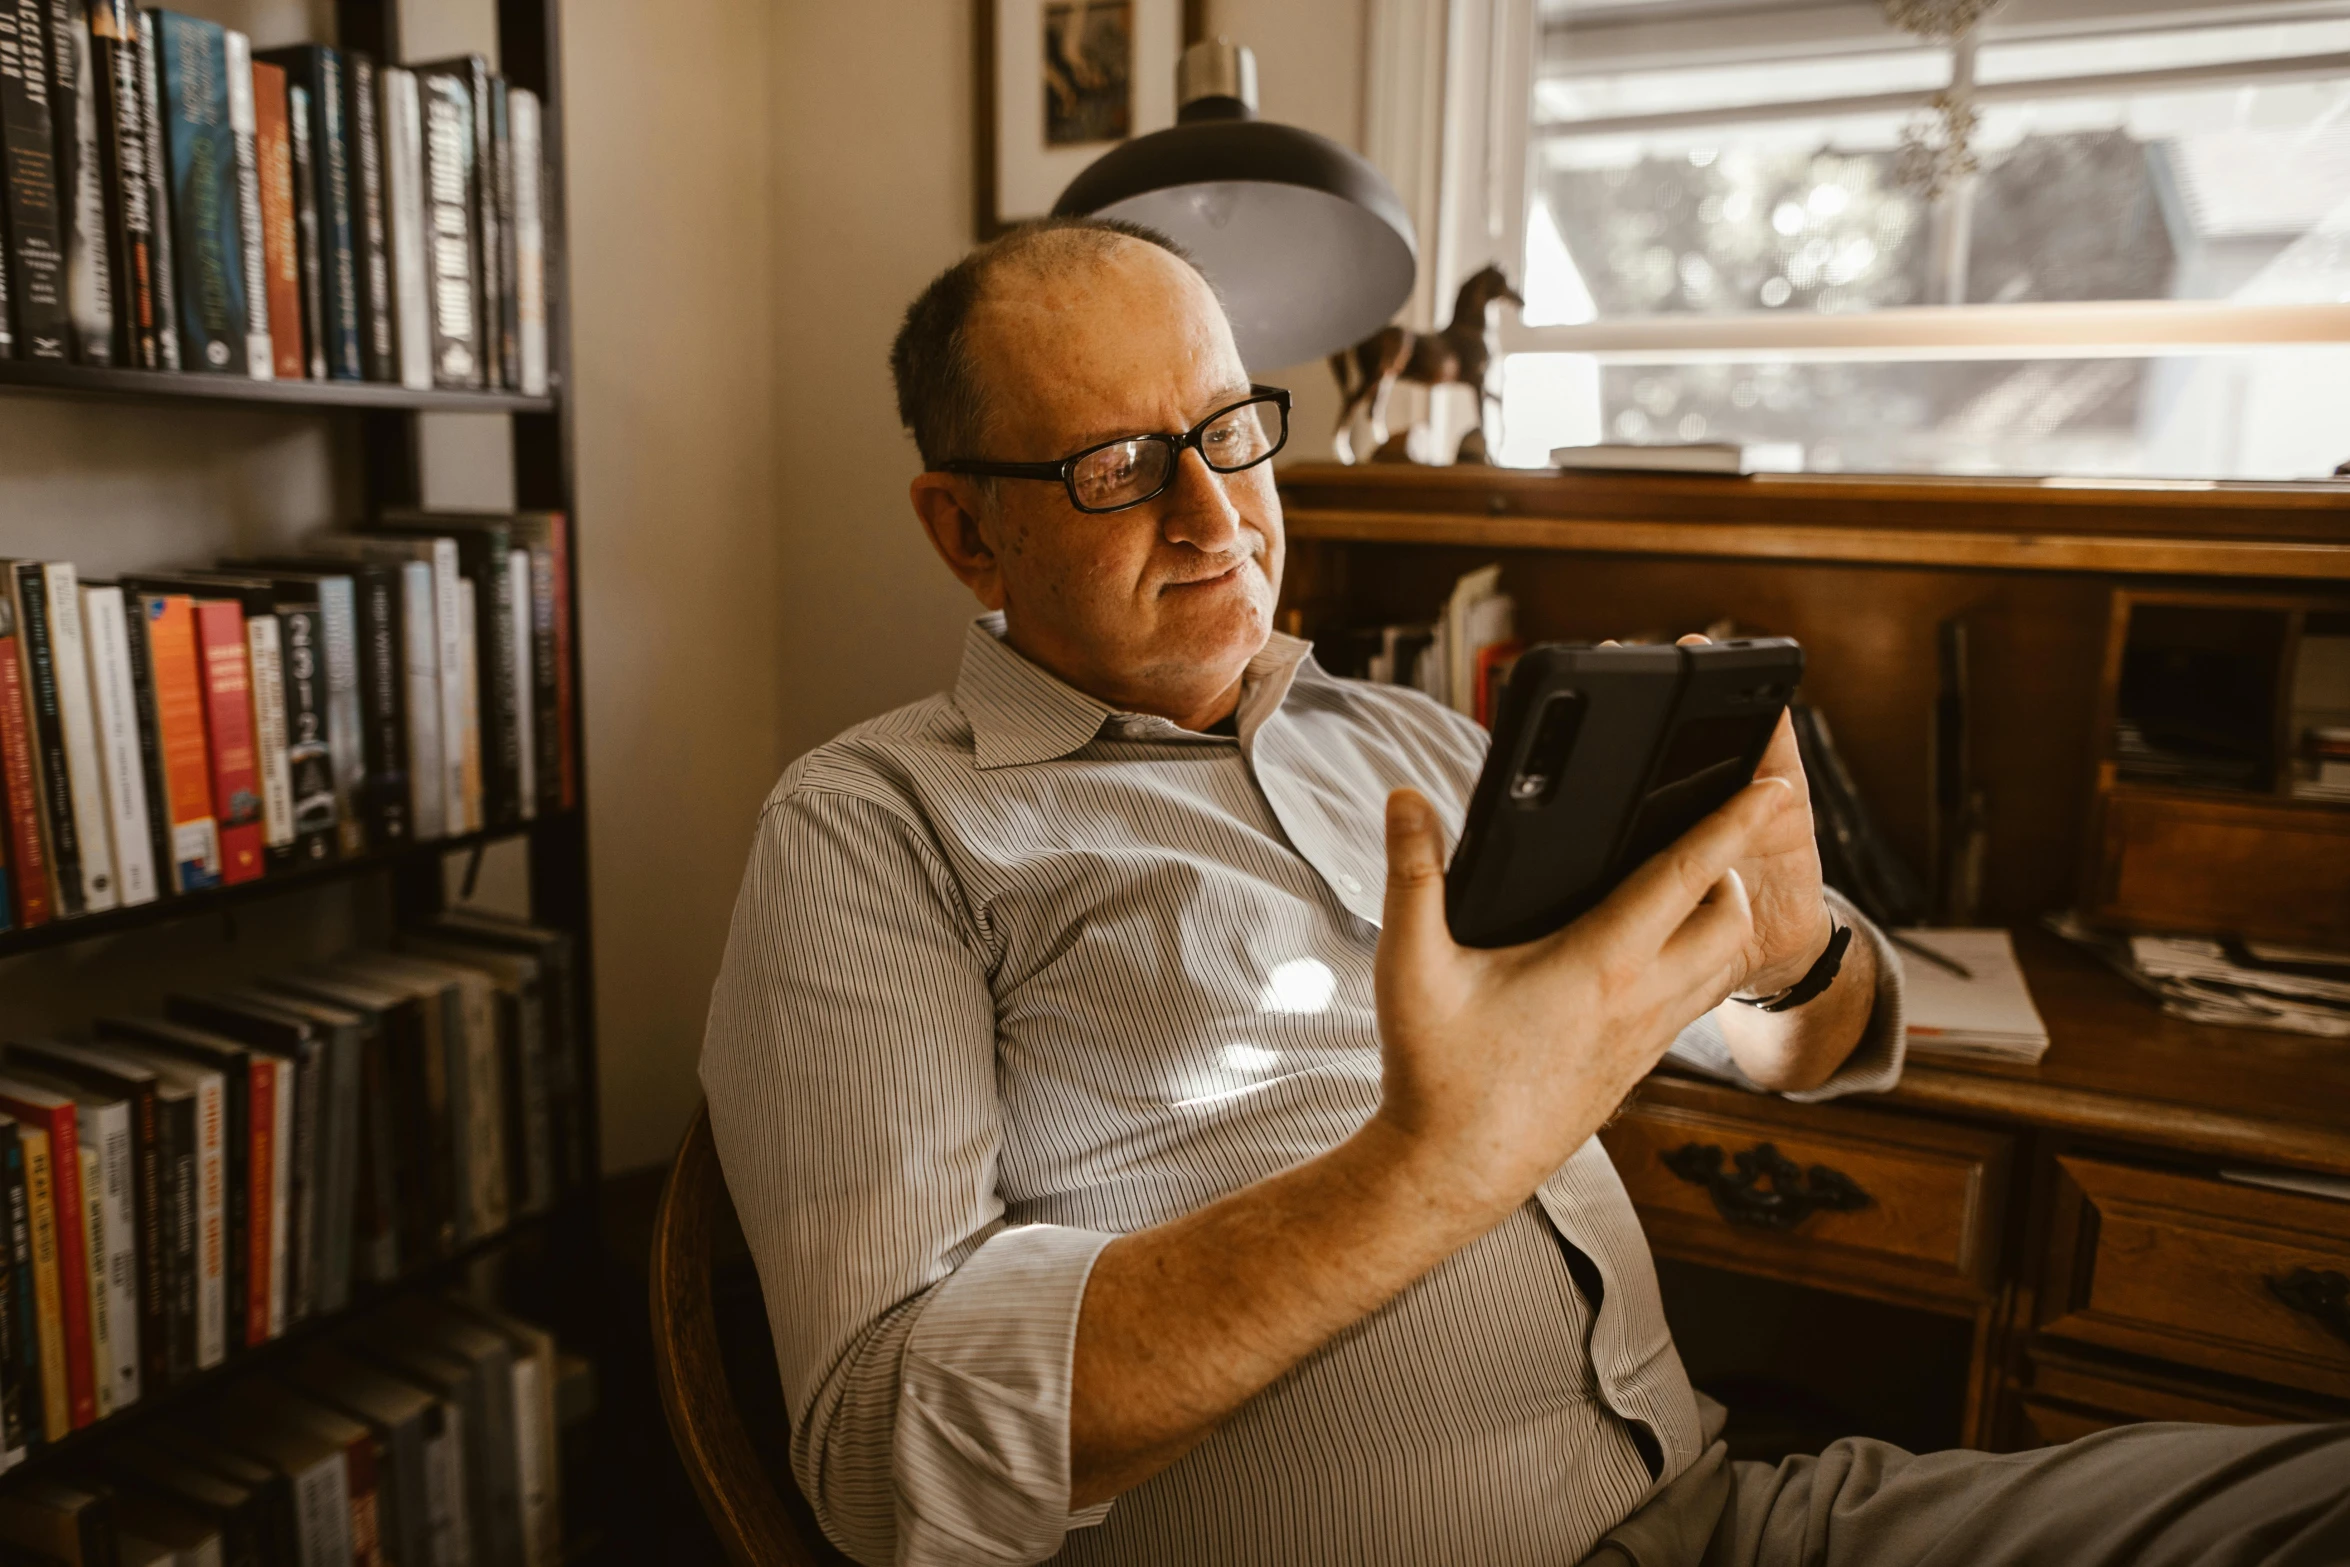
[{"x1": 1276, "y1": 463, "x2": 2350, "y2": 1450}]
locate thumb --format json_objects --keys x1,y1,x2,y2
[{"x1": 1381, "y1": 789, "x2": 1454, "y2": 959}]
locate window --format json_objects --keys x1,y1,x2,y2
[{"x1": 1487, "y1": 0, "x2": 2350, "y2": 478}]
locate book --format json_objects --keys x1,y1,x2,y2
[
  {"x1": 247, "y1": 56, "x2": 300, "y2": 379},
  {"x1": 1548, "y1": 441, "x2": 1804, "y2": 475},
  {"x1": 47, "y1": 0, "x2": 112, "y2": 363},
  {"x1": 78, "y1": 583, "x2": 158, "y2": 907},
  {"x1": 10, "y1": 1120, "x2": 66, "y2": 1442},
  {"x1": 219, "y1": 565, "x2": 362, "y2": 857},
  {"x1": 413, "y1": 63, "x2": 476, "y2": 388},
  {"x1": 1894, "y1": 928, "x2": 2051, "y2": 1062},
  {"x1": 0, "y1": 1121, "x2": 28, "y2": 1465},
  {"x1": 351, "y1": 1299, "x2": 515, "y2": 1567},
  {"x1": 7, "y1": 562, "x2": 86, "y2": 917},
  {"x1": 135, "y1": 7, "x2": 177, "y2": 368},
  {"x1": 309, "y1": 533, "x2": 463, "y2": 836},
  {"x1": 129, "y1": 592, "x2": 224, "y2": 892},
  {"x1": 0, "y1": 1078, "x2": 93, "y2": 1430},
  {"x1": 0, "y1": 1475, "x2": 113, "y2": 1563},
  {"x1": 0, "y1": 591, "x2": 53, "y2": 928},
  {"x1": 432, "y1": 911, "x2": 583, "y2": 1192},
  {"x1": 454, "y1": 580, "x2": 480, "y2": 831},
  {"x1": 415, "y1": 55, "x2": 498, "y2": 390},
  {"x1": 76, "y1": 1143, "x2": 108, "y2": 1425},
  {"x1": 91, "y1": 1437, "x2": 266, "y2": 1566},
  {"x1": 89, "y1": 1037, "x2": 217, "y2": 1373},
  {"x1": 377, "y1": 65, "x2": 428, "y2": 392},
  {"x1": 220, "y1": 26, "x2": 269, "y2": 379},
  {"x1": 37, "y1": 561, "x2": 120, "y2": 913},
  {"x1": 230, "y1": 1383, "x2": 380, "y2": 1567},
  {"x1": 508, "y1": 84, "x2": 545, "y2": 397},
  {"x1": 266, "y1": 579, "x2": 337, "y2": 866},
  {"x1": 284, "y1": 1345, "x2": 441, "y2": 1567},
  {"x1": 0, "y1": 0, "x2": 71, "y2": 358},
  {"x1": 283, "y1": 77, "x2": 322, "y2": 379},
  {"x1": 152, "y1": 8, "x2": 250, "y2": 373},
  {"x1": 262, "y1": 970, "x2": 408, "y2": 1282},
  {"x1": 86, "y1": 0, "x2": 156, "y2": 367},
  {"x1": 448, "y1": 1297, "x2": 558, "y2": 1566},
  {"x1": 115, "y1": 584, "x2": 179, "y2": 899},
  {"x1": 488, "y1": 76, "x2": 515, "y2": 390},
  {"x1": 310, "y1": 958, "x2": 452, "y2": 1260},
  {"x1": 0, "y1": 172, "x2": 12, "y2": 355},
  {"x1": 24, "y1": 1070, "x2": 138, "y2": 1416},
  {"x1": 403, "y1": 934, "x2": 551, "y2": 1219},
  {"x1": 342, "y1": 49, "x2": 389, "y2": 382},
  {"x1": 357, "y1": 950, "x2": 503, "y2": 1244},
  {"x1": 256, "y1": 46, "x2": 356, "y2": 379},
  {"x1": 227, "y1": 985, "x2": 359, "y2": 1316},
  {"x1": 124, "y1": 575, "x2": 285, "y2": 876},
  {"x1": 7, "y1": 1040, "x2": 170, "y2": 1398},
  {"x1": 373, "y1": 518, "x2": 519, "y2": 828},
  {"x1": 106, "y1": 1490, "x2": 224, "y2": 1567}
]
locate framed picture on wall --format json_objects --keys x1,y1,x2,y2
[{"x1": 976, "y1": 0, "x2": 1204, "y2": 238}]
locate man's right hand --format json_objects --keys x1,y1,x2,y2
[{"x1": 1366, "y1": 780, "x2": 1784, "y2": 1225}]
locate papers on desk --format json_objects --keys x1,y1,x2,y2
[
  {"x1": 1894, "y1": 928, "x2": 2051, "y2": 1063},
  {"x1": 2046, "y1": 912, "x2": 2350, "y2": 1039}
]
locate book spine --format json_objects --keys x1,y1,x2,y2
[
  {"x1": 16, "y1": 1103, "x2": 92, "y2": 1428},
  {"x1": 48, "y1": 0, "x2": 111, "y2": 363},
  {"x1": 509, "y1": 85, "x2": 544, "y2": 396},
  {"x1": 423, "y1": 543, "x2": 466, "y2": 834},
  {"x1": 79, "y1": 584, "x2": 156, "y2": 906},
  {"x1": 92, "y1": 1107, "x2": 138, "y2": 1411},
  {"x1": 78, "y1": 1143, "x2": 108, "y2": 1418},
  {"x1": 455, "y1": 576, "x2": 481, "y2": 834},
  {"x1": 287, "y1": 1044, "x2": 318, "y2": 1324},
  {"x1": 490, "y1": 77, "x2": 515, "y2": 389},
  {"x1": 465, "y1": 59, "x2": 499, "y2": 388},
  {"x1": 312, "y1": 577, "x2": 365, "y2": 856},
  {"x1": 0, "y1": 0, "x2": 69, "y2": 357},
  {"x1": 276, "y1": 601, "x2": 336, "y2": 864},
  {"x1": 156, "y1": 9, "x2": 245, "y2": 373},
  {"x1": 0, "y1": 605, "x2": 52, "y2": 927},
  {"x1": 396, "y1": 559, "x2": 443, "y2": 840},
  {"x1": 120, "y1": 1078, "x2": 164, "y2": 1397},
  {"x1": 0, "y1": 1124, "x2": 25, "y2": 1465},
  {"x1": 11, "y1": 564, "x2": 85, "y2": 917},
  {"x1": 467, "y1": 542, "x2": 520, "y2": 827},
  {"x1": 417, "y1": 70, "x2": 477, "y2": 388},
  {"x1": 190, "y1": 598, "x2": 263, "y2": 883},
  {"x1": 249, "y1": 57, "x2": 300, "y2": 379},
  {"x1": 343, "y1": 1427, "x2": 383, "y2": 1567},
  {"x1": 345, "y1": 50, "x2": 390, "y2": 380},
  {"x1": 117, "y1": 584, "x2": 177, "y2": 898},
  {"x1": 16, "y1": 1125, "x2": 65, "y2": 1443},
  {"x1": 545, "y1": 514, "x2": 575, "y2": 810},
  {"x1": 139, "y1": 594, "x2": 222, "y2": 890},
  {"x1": 508, "y1": 549, "x2": 535, "y2": 819},
  {"x1": 348, "y1": 565, "x2": 407, "y2": 847},
  {"x1": 287, "y1": 79, "x2": 322, "y2": 378},
  {"x1": 522, "y1": 541, "x2": 558, "y2": 817},
  {"x1": 244, "y1": 1055, "x2": 272, "y2": 1345},
  {"x1": 190, "y1": 1070, "x2": 223, "y2": 1367},
  {"x1": 0, "y1": 180, "x2": 12, "y2": 354},
  {"x1": 316, "y1": 1025, "x2": 356, "y2": 1312},
  {"x1": 135, "y1": 7, "x2": 176, "y2": 368},
  {"x1": 41, "y1": 562, "x2": 119, "y2": 912},
  {"x1": 221, "y1": 28, "x2": 268, "y2": 378},
  {"x1": 309, "y1": 49, "x2": 358, "y2": 378},
  {"x1": 86, "y1": 0, "x2": 154, "y2": 367},
  {"x1": 243, "y1": 609, "x2": 294, "y2": 866},
  {"x1": 158, "y1": 1090, "x2": 193, "y2": 1381},
  {"x1": 380, "y1": 66, "x2": 428, "y2": 390},
  {"x1": 353, "y1": 1019, "x2": 396, "y2": 1280}
]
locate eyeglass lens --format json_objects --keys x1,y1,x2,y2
[{"x1": 1068, "y1": 398, "x2": 1284, "y2": 511}]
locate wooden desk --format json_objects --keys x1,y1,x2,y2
[{"x1": 1277, "y1": 463, "x2": 2350, "y2": 1450}]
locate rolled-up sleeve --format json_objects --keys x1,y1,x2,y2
[
  {"x1": 699, "y1": 784, "x2": 1116, "y2": 1566},
  {"x1": 1664, "y1": 888, "x2": 1907, "y2": 1101}
]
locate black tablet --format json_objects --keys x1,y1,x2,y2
[{"x1": 1444, "y1": 638, "x2": 1804, "y2": 948}]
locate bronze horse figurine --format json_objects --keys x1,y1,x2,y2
[{"x1": 1329, "y1": 264, "x2": 1523, "y2": 463}]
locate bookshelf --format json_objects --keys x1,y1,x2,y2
[{"x1": 0, "y1": 0, "x2": 603, "y2": 1547}]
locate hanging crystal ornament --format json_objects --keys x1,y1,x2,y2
[{"x1": 1882, "y1": 0, "x2": 2004, "y2": 198}]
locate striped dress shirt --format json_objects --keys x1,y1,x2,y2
[{"x1": 700, "y1": 614, "x2": 1906, "y2": 1567}]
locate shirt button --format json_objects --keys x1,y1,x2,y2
[{"x1": 1338, "y1": 873, "x2": 1362, "y2": 894}]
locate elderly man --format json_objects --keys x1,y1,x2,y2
[{"x1": 700, "y1": 219, "x2": 2349, "y2": 1567}]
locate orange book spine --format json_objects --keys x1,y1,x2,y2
[
  {"x1": 0, "y1": 612, "x2": 50, "y2": 927},
  {"x1": 192, "y1": 601, "x2": 265, "y2": 885},
  {"x1": 251, "y1": 61, "x2": 307, "y2": 381},
  {"x1": 14, "y1": 1124, "x2": 68, "y2": 1443},
  {"x1": 139, "y1": 594, "x2": 224, "y2": 891}
]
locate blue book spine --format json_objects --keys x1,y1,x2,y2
[{"x1": 154, "y1": 8, "x2": 247, "y2": 373}]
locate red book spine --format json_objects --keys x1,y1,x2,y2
[
  {"x1": 0, "y1": 627, "x2": 52, "y2": 926},
  {"x1": 546, "y1": 513, "x2": 575, "y2": 810},
  {"x1": 0, "y1": 1096, "x2": 94, "y2": 1428},
  {"x1": 192, "y1": 601, "x2": 266, "y2": 884},
  {"x1": 245, "y1": 1056, "x2": 273, "y2": 1347},
  {"x1": 250, "y1": 61, "x2": 306, "y2": 381}
]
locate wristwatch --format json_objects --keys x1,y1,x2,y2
[{"x1": 1732, "y1": 917, "x2": 1852, "y2": 1013}]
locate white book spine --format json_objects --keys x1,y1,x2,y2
[
  {"x1": 291, "y1": 1451, "x2": 353, "y2": 1567},
  {"x1": 64, "y1": 14, "x2": 113, "y2": 360},
  {"x1": 424, "y1": 1408, "x2": 471, "y2": 1567},
  {"x1": 268, "y1": 1056, "x2": 292, "y2": 1339},
  {"x1": 193, "y1": 1070, "x2": 226, "y2": 1368},
  {"x1": 399, "y1": 560, "x2": 445, "y2": 839},
  {"x1": 90, "y1": 1103, "x2": 140, "y2": 1409},
  {"x1": 510, "y1": 1358, "x2": 547, "y2": 1567},
  {"x1": 455, "y1": 578, "x2": 480, "y2": 834},
  {"x1": 246, "y1": 614, "x2": 296, "y2": 850},
  {"x1": 223, "y1": 30, "x2": 273, "y2": 379},
  {"x1": 80, "y1": 587, "x2": 158, "y2": 905},
  {"x1": 42, "y1": 564, "x2": 120, "y2": 912},
  {"x1": 313, "y1": 577, "x2": 367, "y2": 856},
  {"x1": 507, "y1": 550, "x2": 535, "y2": 819},
  {"x1": 429, "y1": 542, "x2": 469, "y2": 834},
  {"x1": 79, "y1": 1145, "x2": 112, "y2": 1418},
  {"x1": 510, "y1": 87, "x2": 546, "y2": 397},
  {"x1": 383, "y1": 68, "x2": 434, "y2": 391}
]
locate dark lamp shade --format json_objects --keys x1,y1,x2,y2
[{"x1": 1054, "y1": 119, "x2": 1417, "y2": 372}]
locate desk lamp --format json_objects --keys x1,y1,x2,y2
[{"x1": 1054, "y1": 39, "x2": 1416, "y2": 371}]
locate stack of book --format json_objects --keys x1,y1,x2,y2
[
  {"x1": 0, "y1": 10, "x2": 550, "y2": 394},
  {"x1": 0, "y1": 1291, "x2": 568, "y2": 1566},
  {"x1": 1891, "y1": 928, "x2": 2051, "y2": 1064},
  {"x1": 0, "y1": 510, "x2": 576, "y2": 932},
  {"x1": 0, "y1": 910, "x2": 590, "y2": 1462}
]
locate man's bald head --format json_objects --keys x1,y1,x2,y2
[{"x1": 890, "y1": 218, "x2": 1210, "y2": 469}]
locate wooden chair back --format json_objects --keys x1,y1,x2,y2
[{"x1": 650, "y1": 1102, "x2": 850, "y2": 1565}]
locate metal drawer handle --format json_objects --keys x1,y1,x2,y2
[
  {"x1": 1660, "y1": 1141, "x2": 1873, "y2": 1232},
  {"x1": 2268, "y1": 1267, "x2": 2350, "y2": 1349}
]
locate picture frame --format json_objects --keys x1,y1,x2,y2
[{"x1": 976, "y1": 0, "x2": 1205, "y2": 239}]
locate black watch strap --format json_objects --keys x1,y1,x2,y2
[{"x1": 1733, "y1": 919, "x2": 1852, "y2": 1013}]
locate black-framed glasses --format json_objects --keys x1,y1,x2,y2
[{"x1": 940, "y1": 385, "x2": 1291, "y2": 515}]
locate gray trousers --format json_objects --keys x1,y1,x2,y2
[{"x1": 1583, "y1": 1397, "x2": 2350, "y2": 1567}]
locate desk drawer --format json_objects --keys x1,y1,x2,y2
[
  {"x1": 2015, "y1": 1349, "x2": 2342, "y2": 1447},
  {"x1": 2039, "y1": 1157, "x2": 2350, "y2": 1399},
  {"x1": 1602, "y1": 1078, "x2": 2011, "y2": 1308}
]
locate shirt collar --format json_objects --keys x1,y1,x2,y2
[{"x1": 953, "y1": 612, "x2": 1319, "y2": 770}]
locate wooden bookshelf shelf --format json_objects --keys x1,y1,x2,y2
[
  {"x1": 0, "y1": 358, "x2": 557, "y2": 415},
  {"x1": 0, "y1": 814, "x2": 577, "y2": 963}
]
